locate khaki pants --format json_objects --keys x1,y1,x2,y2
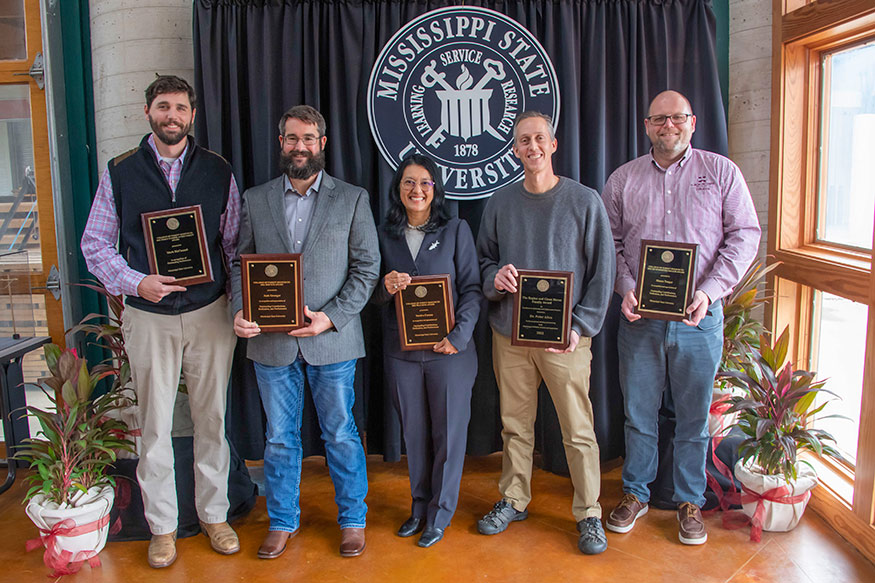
[
  {"x1": 122, "y1": 296, "x2": 236, "y2": 535},
  {"x1": 492, "y1": 330, "x2": 602, "y2": 520}
]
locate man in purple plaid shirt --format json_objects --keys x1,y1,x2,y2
[
  {"x1": 81, "y1": 75, "x2": 242, "y2": 568},
  {"x1": 602, "y1": 90, "x2": 760, "y2": 546}
]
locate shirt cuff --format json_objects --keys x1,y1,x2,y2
[
  {"x1": 120, "y1": 269, "x2": 148, "y2": 297},
  {"x1": 697, "y1": 281, "x2": 721, "y2": 305},
  {"x1": 615, "y1": 275, "x2": 636, "y2": 298}
]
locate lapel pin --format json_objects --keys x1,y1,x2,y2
[{"x1": 429, "y1": 240, "x2": 440, "y2": 251}]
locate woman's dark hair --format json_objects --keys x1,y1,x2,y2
[{"x1": 384, "y1": 154, "x2": 451, "y2": 238}]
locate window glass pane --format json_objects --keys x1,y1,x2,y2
[
  {"x1": 811, "y1": 291, "x2": 865, "y2": 464},
  {"x1": 817, "y1": 41, "x2": 875, "y2": 249},
  {"x1": 0, "y1": 84, "x2": 39, "y2": 265},
  {"x1": 0, "y1": 0, "x2": 27, "y2": 61}
]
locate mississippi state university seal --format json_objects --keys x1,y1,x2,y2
[{"x1": 368, "y1": 6, "x2": 559, "y2": 200}]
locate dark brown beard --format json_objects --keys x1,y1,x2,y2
[{"x1": 279, "y1": 148, "x2": 326, "y2": 179}]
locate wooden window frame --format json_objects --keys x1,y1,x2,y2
[{"x1": 769, "y1": 0, "x2": 875, "y2": 563}]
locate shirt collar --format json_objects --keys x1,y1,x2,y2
[
  {"x1": 283, "y1": 170, "x2": 323, "y2": 197},
  {"x1": 648, "y1": 145, "x2": 692, "y2": 171},
  {"x1": 147, "y1": 134, "x2": 190, "y2": 166}
]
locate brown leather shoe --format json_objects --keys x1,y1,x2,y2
[
  {"x1": 339, "y1": 527, "x2": 366, "y2": 557},
  {"x1": 148, "y1": 531, "x2": 177, "y2": 568},
  {"x1": 200, "y1": 521, "x2": 241, "y2": 555},
  {"x1": 257, "y1": 529, "x2": 298, "y2": 559},
  {"x1": 606, "y1": 493, "x2": 648, "y2": 534},
  {"x1": 677, "y1": 502, "x2": 708, "y2": 545}
]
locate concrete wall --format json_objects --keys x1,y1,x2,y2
[
  {"x1": 89, "y1": 0, "x2": 193, "y2": 171},
  {"x1": 728, "y1": 0, "x2": 773, "y2": 257}
]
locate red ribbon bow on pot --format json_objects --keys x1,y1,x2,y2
[{"x1": 26, "y1": 513, "x2": 109, "y2": 576}]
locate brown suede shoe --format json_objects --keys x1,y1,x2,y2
[
  {"x1": 606, "y1": 493, "x2": 649, "y2": 534},
  {"x1": 148, "y1": 531, "x2": 177, "y2": 568},
  {"x1": 677, "y1": 502, "x2": 708, "y2": 545},
  {"x1": 339, "y1": 527, "x2": 366, "y2": 557},
  {"x1": 200, "y1": 521, "x2": 241, "y2": 555},
  {"x1": 258, "y1": 529, "x2": 298, "y2": 559}
]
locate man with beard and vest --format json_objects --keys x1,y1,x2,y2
[
  {"x1": 231, "y1": 105, "x2": 380, "y2": 559},
  {"x1": 81, "y1": 75, "x2": 241, "y2": 568}
]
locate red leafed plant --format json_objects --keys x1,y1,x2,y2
[
  {"x1": 14, "y1": 344, "x2": 135, "y2": 506},
  {"x1": 718, "y1": 326, "x2": 844, "y2": 482}
]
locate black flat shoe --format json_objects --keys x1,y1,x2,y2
[
  {"x1": 397, "y1": 516, "x2": 424, "y2": 537},
  {"x1": 417, "y1": 525, "x2": 444, "y2": 548}
]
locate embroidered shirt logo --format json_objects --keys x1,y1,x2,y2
[{"x1": 692, "y1": 176, "x2": 715, "y2": 191}]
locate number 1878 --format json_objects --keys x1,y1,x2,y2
[{"x1": 454, "y1": 144, "x2": 479, "y2": 157}]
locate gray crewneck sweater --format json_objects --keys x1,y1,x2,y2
[{"x1": 476, "y1": 177, "x2": 616, "y2": 338}]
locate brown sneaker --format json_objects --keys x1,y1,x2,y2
[
  {"x1": 148, "y1": 530, "x2": 177, "y2": 568},
  {"x1": 605, "y1": 493, "x2": 648, "y2": 533},
  {"x1": 677, "y1": 502, "x2": 707, "y2": 545},
  {"x1": 200, "y1": 521, "x2": 241, "y2": 555}
]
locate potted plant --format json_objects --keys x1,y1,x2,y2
[
  {"x1": 718, "y1": 326, "x2": 843, "y2": 539},
  {"x1": 71, "y1": 281, "x2": 130, "y2": 393},
  {"x1": 710, "y1": 259, "x2": 779, "y2": 435},
  {"x1": 71, "y1": 281, "x2": 188, "y2": 456},
  {"x1": 15, "y1": 343, "x2": 135, "y2": 576}
]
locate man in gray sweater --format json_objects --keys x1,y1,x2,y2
[{"x1": 475, "y1": 111, "x2": 615, "y2": 555}]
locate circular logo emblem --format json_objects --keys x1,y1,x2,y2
[
  {"x1": 415, "y1": 285, "x2": 428, "y2": 298},
  {"x1": 264, "y1": 264, "x2": 278, "y2": 277},
  {"x1": 661, "y1": 251, "x2": 674, "y2": 264},
  {"x1": 368, "y1": 7, "x2": 560, "y2": 200},
  {"x1": 536, "y1": 279, "x2": 550, "y2": 292},
  {"x1": 166, "y1": 217, "x2": 180, "y2": 230}
]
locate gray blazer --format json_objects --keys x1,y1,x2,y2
[{"x1": 230, "y1": 173, "x2": 380, "y2": 366}]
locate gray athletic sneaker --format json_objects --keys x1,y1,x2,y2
[
  {"x1": 477, "y1": 499, "x2": 528, "y2": 535},
  {"x1": 577, "y1": 517, "x2": 608, "y2": 555}
]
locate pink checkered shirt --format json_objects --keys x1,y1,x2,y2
[
  {"x1": 602, "y1": 147, "x2": 761, "y2": 302},
  {"x1": 81, "y1": 135, "x2": 241, "y2": 297}
]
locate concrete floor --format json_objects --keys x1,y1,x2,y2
[{"x1": 3, "y1": 454, "x2": 874, "y2": 582}]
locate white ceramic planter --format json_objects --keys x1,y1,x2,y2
[
  {"x1": 26, "y1": 485, "x2": 115, "y2": 559},
  {"x1": 734, "y1": 460, "x2": 817, "y2": 532},
  {"x1": 708, "y1": 391, "x2": 736, "y2": 436}
]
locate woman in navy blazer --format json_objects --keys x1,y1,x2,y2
[{"x1": 373, "y1": 154, "x2": 481, "y2": 548}]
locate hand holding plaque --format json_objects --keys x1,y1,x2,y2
[
  {"x1": 395, "y1": 275, "x2": 455, "y2": 351},
  {"x1": 511, "y1": 269, "x2": 574, "y2": 350},
  {"x1": 141, "y1": 205, "x2": 213, "y2": 285},
  {"x1": 634, "y1": 240, "x2": 698, "y2": 321},
  {"x1": 241, "y1": 254, "x2": 304, "y2": 332}
]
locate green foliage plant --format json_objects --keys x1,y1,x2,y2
[
  {"x1": 70, "y1": 281, "x2": 130, "y2": 393},
  {"x1": 720, "y1": 259, "x2": 780, "y2": 377},
  {"x1": 71, "y1": 280, "x2": 185, "y2": 394},
  {"x1": 718, "y1": 326, "x2": 844, "y2": 482},
  {"x1": 14, "y1": 344, "x2": 135, "y2": 507}
]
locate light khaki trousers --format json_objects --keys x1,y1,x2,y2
[
  {"x1": 492, "y1": 330, "x2": 602, "y2": 520},
  {"x1": 122, "y1": 296, "x2": 236, "y2": 535}
]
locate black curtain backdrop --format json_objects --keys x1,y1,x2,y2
[{"x1": 193, "y1": 0, "x2": 727, "y2": 475}]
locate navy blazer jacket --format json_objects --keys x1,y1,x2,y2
[{"x1": 374, "y1": 217, "x2": 481, "y2": 361}]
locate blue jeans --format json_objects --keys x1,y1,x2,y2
[
  {"x1": 253, "y1": 356, "x2": 368, "y2": 531},
  {"x1": 617, "y1": 303, "x2": 723, "y2": 508}
]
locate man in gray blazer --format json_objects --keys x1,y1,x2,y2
[{"x1": 231, "y1": 105, "x2": 380, "y2": 559}]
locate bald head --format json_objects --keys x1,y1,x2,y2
[
  {"x1": 644, "y1": 90, "x2": 697, "y2": 167},
  {"x1": 648, "y1": 90, "x2": 693, "y2": 117}
]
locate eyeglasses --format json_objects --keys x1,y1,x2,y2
[
  {"x1": 645, "y1": 113, "x2": 692, "y2": 126},
  {"x1": 283, "y1": 135, "x2": 320, "y2": 146},
  {"x1": 401, "y1": 179, "x2": 435, "y2": 191}
]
